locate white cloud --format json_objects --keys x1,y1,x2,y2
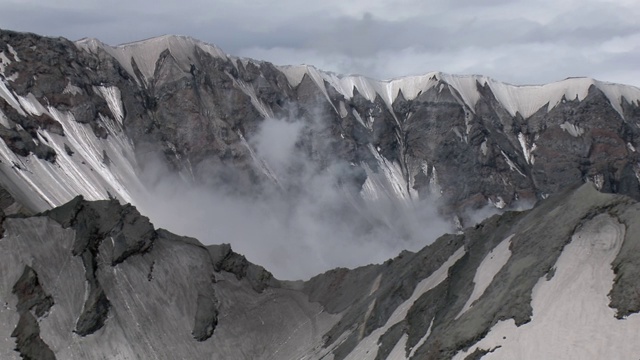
[
  {"x1": 135, "y1": 115, "x2": 452, "y2": 280},
  {"x1": 1, "y1": 0, "x2": 639, "y2": 86}
]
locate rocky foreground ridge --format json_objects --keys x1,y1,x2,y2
[{"x1": 0, "y1": 183, "x2": 639, "y2": 359}]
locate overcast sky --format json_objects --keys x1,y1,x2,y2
[{"x1": 1, "y1": 0, "x2": 639, "y2": 87}]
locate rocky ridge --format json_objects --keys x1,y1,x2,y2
[
  {"x1": 0, "y1": 183, "x2": 638, "y2": 359},
  {"x1": 1, "y1": 29, "x2": 640, "y2": 220}
]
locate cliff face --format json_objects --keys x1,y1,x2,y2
[{"x1": 1, "y1": 29, "x2": 640, "y2": 218}]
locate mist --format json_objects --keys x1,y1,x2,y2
[{"x1": 134, "y1": 116, "x2": 454, "y2": 280}]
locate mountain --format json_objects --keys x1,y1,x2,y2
[
  {"x1": 1, "y1": 28, "x2": 640, "y2": 359},
  {"x1": 2, "y1": 29, "x2": 640, "y2": 215},
  {"x1": 1, "y1": 182, "x2": 639, "y2": 359}
]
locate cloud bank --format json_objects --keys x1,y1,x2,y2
[
  {"x1": 134, "y1": 115, "x2": 452, "y2": 280},
  {"x1": 1, "y1": 0, "x2": 639, "y2": 87}
]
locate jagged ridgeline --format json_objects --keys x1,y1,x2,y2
[
  {"x1": 1, "y1": 28, "x2": 640, "y2": 359},
  {"x1": 1, "y1": 29, "x2": 640, "y2": 216}
]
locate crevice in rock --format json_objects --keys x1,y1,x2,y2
[
  {"x1": 147, "y1": 260, "x2": 155, "y2": 281},
  {"x1": 11, "y1": 265, "x2": 56, "y2": 360}
]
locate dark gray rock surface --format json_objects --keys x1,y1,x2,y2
[{"x1": 11, "y1": 266, "x2": 56, "y2": 360}]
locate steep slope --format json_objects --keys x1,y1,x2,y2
[
  {"x1": 0, "y1": 196, "x2": 331, "y2": 360},
  {"x1": 0, "y1": 30, "x2": 145, "y2": 211},
  {"x1": 2, "y1": 29, "x2": 640, "y2": 220},
  {"x1": 299, "y1": 183, "x2": 640, "y2": 360},
  {"x1": 0, "y1": 182, "x2": 638, "y2": 359}
]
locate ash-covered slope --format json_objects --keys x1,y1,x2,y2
[
  {"x1": 1, "y1": 29, "x2": 640, "y2": 219},
  {"x1": 0, "y1": 183, "x2": 638, "y2": 359},
  {"x1": 0, "y1": 195, "x2": 326, "y2": 360},
  {"x1": 2, "y1": 29, "x2": 640, "y2": 358}
]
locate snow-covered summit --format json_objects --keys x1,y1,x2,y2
[
  {"x1": 76, "y1": 35, "x2": 228, "y2": 84},
  {"x1": 279, "y1": 65, "x2": 640, "y2": 119},
  {"x1": 76, "y1": 34, "x2": 640, "y2": 119}
]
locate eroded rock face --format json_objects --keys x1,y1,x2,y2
[{"x1": 2, "y1": 29, "x2": 640, "y2": 219}]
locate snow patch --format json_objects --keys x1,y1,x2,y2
[
  {"x1": 7, "y1": 45, "x2": 20, "y2": 62},
  {"x1": 279, "y1": 65, "x2": 440, "y2": 111},
  {"x1": 444, "y1": 76, "x2": 637, "y2": 119},
  {"x1": 429, "y1": 166, "x2": 441, "y2": 196},
  {"x1": 95, "y1": 86, "x2": 125, "y2": 124},
  {"x1": 386, "y1": 334, "x2": 409, "y2": 360},
  {"x1": 0, "y1": 104, "x2": 141, "y2": 211},
  {"x1": 592, "y1": 174, "x2": 604, "y2": 190},
  {"x1": 518, "y1": 133, "x2": 535, "y2": 164},
  {"x1": 352, "y1": 109, "x2": 369, "y2": 130},
  {"x1": 17, "y1": 93, "x2": 47, "y2": 116},
  {"x1": 234, "y1": 80, "x2": 273, "y2": 118},
  {"x1": 279, "y1": 66, "x2": 640, "y2": 120},
  {"x1": 454, "y1": 215, "x2": 640, "y2": 360},
  {"x1": 500, "y1": 151, "x2": 525, "y2": 177},
  {"x1": 456, "y1": 235, "x2": 514, "y2": 319},
  {"x1": 0, "y1": 52, "x2": 11, "y2": 73},
  {"x1": 489, "y1": 196, "x2": 507, "y2": 209},
  {"x1": 409, "y1": 318, "x2": 434, "y2": 358},
  {"x1": 63, "y1": 81, "x2": 83, "y2": 96},
  {"x1": 0, "y1": 80, "x2": 25, "y2": 116},
  {"x1": 5, "y1": 72, "x2": 18, "y2": 82},
  {"x1": 0, "y1": 138, "x2": 57, "y2": 207},
  {"x1": 344, "y1": 247, "x2": 466, "y2": 360},
  {"x1": 559, "y1": 122, "x2": 584, "y2": 137},
  {"x1": 480, "y1": 139, "x2": 489, "y2": 156},
  {"x1": 369, "y1": 274, "x2": 383, "y2": 296},
  {"x1": 77, "y1": 35, "x2": 228, "y2": 85},
  {"x1": 361, "y1": 145, "x2": 414, "y2": 204},
  {"x1": 626, "y1": 142, "x2": 635, "y2": 153},
  {"x1": 597, "y1": 81, "x2": 640, "y2": 118},
  {"x1": 239, "y1": 132, "x2": 281, "y2": 187},
  {"x1": 278, "y1": 65, "x2": 309, "y2": 88},
  {"x1": 338, "y1": 101, "x2": 348, "y2": 118},
  {"x1": 452, "y1": 127, "x2": 465, "y2": 142}
]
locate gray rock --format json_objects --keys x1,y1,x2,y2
[
  {"x1": 11, "y1": 266, "x2": 56, "y2": 360},
  {"x1": 191, "y1": 294, "x2": 219, "y2": 341}
]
